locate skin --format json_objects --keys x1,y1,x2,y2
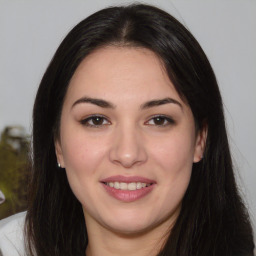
[{"x1": 55, "y1": 46, "x2": 207, "y2": 256}]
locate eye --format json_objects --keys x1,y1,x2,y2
[
  {"x1": 80, "y1": 115, "x2": 110, "y2": 127},
  {"x1": 145, "y1": 115, "x2": 175, "y2": 126}
]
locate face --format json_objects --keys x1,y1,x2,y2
[{"x1": 55, "y1": 47, "x2": 206, "y2": 236}]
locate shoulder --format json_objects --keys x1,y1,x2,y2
[{"x1": 0, "y1": 211, "x2": 26, "y2": 256}]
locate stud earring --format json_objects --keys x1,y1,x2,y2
[{"x1": 58, "y1": 163, "x2": 61, "y2": 168}]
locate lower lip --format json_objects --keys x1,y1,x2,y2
[{"x1": 102, "y1": 183, "x2": 155, "y2": 202}]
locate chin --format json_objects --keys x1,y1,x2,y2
[{"x1": 99, "y1": 210, "x2": 167, "y2": 236}]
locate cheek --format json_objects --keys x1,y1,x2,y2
[
  {"x1": 151, "y1": 132, "x2": 195, "y2": 174},
  {"x1": 61, "y1": 131, "x2": 108, "y2": 178},
  {"x1": 60, "y1": 133, "x2": 108, "y2": 207},
  {"x1": 149, "y1": 134, "x2": 194, "y2": 217}
]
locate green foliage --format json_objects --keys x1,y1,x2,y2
[{"x1": 0, "y1": 126, "x2": 31, "y2": 220}]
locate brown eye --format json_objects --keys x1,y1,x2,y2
[
  {"x1": 146, "y1": 115, "x2": 175, "y2": 126},
  {"x1": 91, "y1": 116, "x2": 104, "y2": 125},
  {"x1": 153, "y1": 116, "x2": 166, "y2": 125},
  {"x1": 81, "y1": 115, "x2": 110, "y2": 127}
]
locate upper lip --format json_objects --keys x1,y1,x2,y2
[{"x1": 100, "y1": 175, "x2": 156, "y2": 184}]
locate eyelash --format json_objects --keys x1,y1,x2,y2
[
  {"x1": 80, "y1": 115, "x2": 111, "y2": 127},
  {"x1": 80, "y1": 115, "x2": 175, "y2": 128},
  {"x1": 145, "y1": 115, "x2": 175, "y2": 127}
]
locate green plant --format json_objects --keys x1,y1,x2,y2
[{"x1": 0, "y1": 126, "x2": 30, "y2": 220}]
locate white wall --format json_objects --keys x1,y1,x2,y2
[{"x1": 0, "y1": 0, "x2": 255, "y2": 235}]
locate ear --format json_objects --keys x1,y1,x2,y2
[
  {"x1": 55, "y1": 139, "x2": 65, "y2": 168},
  {"x1": 193, "y1": 124, "x2": 208, "y2": 163}
]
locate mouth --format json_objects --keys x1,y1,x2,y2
[
  {"x1": 102, "y1": 181, "x2": 153, "y2": 190},
  {"x1": 100, "y1": 175, "x2": 156, "y2": 202}
]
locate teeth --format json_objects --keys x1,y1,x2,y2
[
  {"x1": 127, "y1": 182, "x2": 136, "y2": 190},
  {"x1": 114, "y1": 182, "x2": 120, "y2": 189},
  {"x1": 120, "y1": 182, "x2": 127, "y2": 190},
  {"x1": 106, "y1": 182, "x2": 150, "y2": 190}
]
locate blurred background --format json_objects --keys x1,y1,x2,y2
[
  {"x1": 0, "y1": 126, "x2": 30, "y2": 219},
  {"x1": 0, "y1": 1, "x2": 255, "y2": 243}
]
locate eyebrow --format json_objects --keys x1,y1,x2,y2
[
  {"x1": 71, "y1": 96, "x2": 182, "y2": 110},
  {"x1": 140, "y1": 97, "x2": 183, "y2": 110},
  {"x1": 72, "y1": 97, "x2": 116, "y2": 109}
]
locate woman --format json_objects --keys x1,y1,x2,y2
[{"x1": 0, "y1": 3, "x2": 254, "y2": 256}]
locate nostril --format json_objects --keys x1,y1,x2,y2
[{"x1": 108, "y1": 131, "x2": 148, "y2": 167}]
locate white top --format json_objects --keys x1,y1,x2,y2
[
  {"x1": 0, "y1": 190, "x2": 5, "y2": 204},
  {"x1": 0, "y1": 212, "x2": 26, "y2": 256}
]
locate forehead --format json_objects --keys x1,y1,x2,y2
[{"x1": 65, "y1": 46, "x2": 182, "y2": 105}]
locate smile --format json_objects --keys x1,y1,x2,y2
[
  {"x1": 104, "y1": 181, "x2": 152, "y2": 190},
  {"x1": 101, "y1": 175, "x2": 156, "y2": 202}
]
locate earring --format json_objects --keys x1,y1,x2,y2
[{"x1": 58, "y1": 163, "x2": 61, "y2": 168}]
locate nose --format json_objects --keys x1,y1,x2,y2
[{"x1": 109, "y1": 124, "x2": 147, "y2": 168}]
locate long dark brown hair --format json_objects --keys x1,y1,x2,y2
[{"x1": 25, "y1": 4, "x2": 255, "y2": 256}]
